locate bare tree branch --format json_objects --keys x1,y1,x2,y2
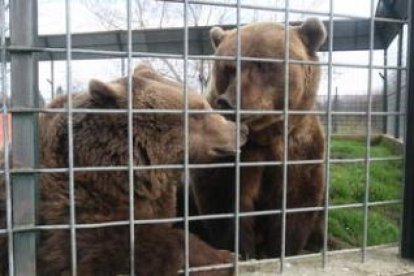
[
  {"x1": 83, "y1": 0, "x2": 124, "y2": 29},
  {"x1": 160, "y1": 59, "x2": 182, "y2": 82},
  {"x1": 134, "y1": 0, "x2": 145, "y2": 27},
  {"x1": 159, "y1": 1, "x2": 167, "y2": 28},
  {"x1": 80, "y1": 0, "x2": 232, "y2": 87},
  {"x1": 188, "y1": 5, "x2": 199, "y2": 27}
]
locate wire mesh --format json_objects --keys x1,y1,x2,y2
[
  {"x1": 0, "y1": 0, "x2": 411, "y2": 274},
  {"x1": 322, "y1": 0, "x2": 334, "y2": 267},
  {"x1": 64, "y1": 0, "x2": 78, "y2": 274}
]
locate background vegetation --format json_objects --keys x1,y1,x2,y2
[{"x1": 328, "y1": 137, "x2": 402, "y2": 248}]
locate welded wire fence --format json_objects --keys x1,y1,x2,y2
[
  {"x1": 317, "y1": 94, "x2": 386, "y2": 135},
  {"x1": 0, "y1": 0, "x2": 412, "y2": 275}
]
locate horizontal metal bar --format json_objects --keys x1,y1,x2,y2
[
  {"x1": 178, "y1": 262, "x2": 234, "y2": 275},
  {"x1": 1, "y1": 162, "x2": 235, "y2": 174},
  {"x1": 0, "y1": 199, "x2": 401, "y2": 234},
  {"x1": 8, "y1": 107, "x2": 407, "y2": 117},
  {"x1": 331, "y1": 156, "x2": 403, "y2": 163},
  {"x1": 238, "y1": 200, "x2": 401, "y2": 218},
  {"x1": 0, "y1": 155, "x2": 402, "y2": 175},
  {"x1": 3, "y1": 46, "x2": 409, "y2": 71}
]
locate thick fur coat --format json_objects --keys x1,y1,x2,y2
[
  {"x1": 189, "y1": 18, "x2": 327, "y2": 258},
  {"x1": 0, "y1": 64, "x2": 248, "y2": 275}
]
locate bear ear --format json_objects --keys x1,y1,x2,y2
[
  {"x1": 133, "y1": 63, "x2": 157, "y2": 80},
  {"x1": 210, "y1": 26, "x2": 226, "y2": 49},
  {"x1": 297, "y1": 18, "x2": 327, "y2": 52},
  {"x1": 88, "y1": 79, "x2": 125, "y2": 108},
  {"x1": 133, "y1": 63, "x2": 154, "y2": 77}
]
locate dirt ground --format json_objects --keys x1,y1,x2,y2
[{"x1": 238, "y1": 246, "x2": 414, "y2": 276}]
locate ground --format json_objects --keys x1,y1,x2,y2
[{"x1": 239, "y1": 246, "x2": 414, "y2": 275}]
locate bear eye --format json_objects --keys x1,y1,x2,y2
[
  {"x1": 255, "y1": 62, "x2": 268, "y2": 72},
  {"x1": 224, "y1": 65, "x2": 236, "y2": 77}
]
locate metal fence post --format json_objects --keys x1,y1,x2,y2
[
  {"x1": 383, "y1": 49, "x2": 388, "y2": 134},
  {"x1": 10, "y1": 0, "x2": 39, "y2": 274},
  {"x1": 395, "y1": 30, "x2": 403, "y2": 139},
  {"x1": 401, "y1": 0, "x2": 414, "y2": 260}
]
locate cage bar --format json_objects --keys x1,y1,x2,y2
[
  {"x1": 126, "y1": 0, "x2": 135, "y2": 274},
  {"x1": 0, "y1": 198, "x2": 400, "y2": 236},
  {"x1": 0, "y1": 0, "x2": 14, "y2": 275},
  {"x1": 383, "y1": 49, "x2": 388, "y2": 134},
  {"x1": 234, "y1": 0, "x2": 242, "y2": 274},
  {"x1": 395, "y1": 30, "x2": 403, "y2": 139},
  {"x1": 3, "y1": 17, "x2": 409, "y2": 62},
  {"x1": 280, "y1": 0, "x2": 290, "y2": 272},
  {"x1": 361, "y1": 0, "x2": 376, "y2": 262},
  {"x1": 401, "y1": 0, "x2": 414, "y2": 261},
  {"x1": 0, "y1": 0, "x2": 411, "y2": 273},
  {"x1": 9, "y1": 0, "x2": 39, "y2": 274},
  {"x1": 322, "y1": 0, "x2": 334, "y2": 267},
  {"x1": 182, "y1": 0, "x2": 190, "y2": 275},
  {"x1": 64, "y1": 0, "x2": 78, "y2": 274}
]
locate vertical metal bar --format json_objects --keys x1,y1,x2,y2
[
  {"x1": 234, "y1": 0, "x2": 242, "y2": 274},
  {"x1": 401, "y1": 0, "x2": 414, "y2": 260},
  {"x1": 333, "y1": 88, "x2": 338, "y2": 133},
  {"x1": 121, "y1": 58, "x2": 126, "y2": 77},
  {"x1": 362, "y1": 0, "x2": 376, "y2": 262},
  {"x1": 51, "y1": 59, "x2": 55, "y2": 100},
  {"x1": 10, "y1": 0, "x2": 38, "y2": 274},
  {"x1": 65, "y1": 0, "x2": 77, "y2": 274},
  {"x1": 183, "y1": 0, "x2": 190, "y2": 275},
  {"x1": 0, "y1": 0, "x2": 14, "y2": 275},
  {"x1": 322, "y1": 0, "x2": 334, "y2": 268},
  {"x1": 383, "y1": 49, "x2": 388, "y2": 134},
  {"x1": 126, "y1": 0, "x2": 135, "y2": 274},
  {"x1": 280, "y1": 0, "x2": 290, "y2": 272},
  {"x1": 395, "y1": 30, "x2": 403, "y2": 138}
]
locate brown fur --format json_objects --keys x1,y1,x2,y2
[
  {"x1": 189, "y1": 19, "x2": 327, "y2": 258},
  {"x1": 0, "y1": 64, "x2": 248, "y2": 275}
]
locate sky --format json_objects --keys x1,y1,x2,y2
[{"x1": 11, "y1": 0, "x2": 397, "y2": 100}]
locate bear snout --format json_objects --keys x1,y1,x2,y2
[{"x1": 210, "y1": 122, "x2": 248, "y2": 158}]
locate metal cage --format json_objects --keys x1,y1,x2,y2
[{"x1": 0, "y1": 0, "x2": 413, "y2": 275}]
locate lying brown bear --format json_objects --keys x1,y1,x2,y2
[
  {"x1": 0, "y1": 64, "x2": 248, "y2": 275},
  {"x1": 189, "y1": 18, "x2": 327, "y2": 258}
]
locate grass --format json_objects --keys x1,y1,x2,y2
[{"x1": 328, "y1": 137, "x2": 403, "y2": 248}]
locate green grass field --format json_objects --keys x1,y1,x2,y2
[{"x1": 328, "y1": 137, "x2": 403, "y2": 248}]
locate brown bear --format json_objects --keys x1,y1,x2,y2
[
  {"x1": 189, "y1": 18, "x2": 327, "y2": 259},
  {"x1": 0, "y1": 64, "x2": 249, "y2": 275}
]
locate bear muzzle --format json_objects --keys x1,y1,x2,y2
[{"x1": 211, "y1": 122, "x2": 249, "y2": 158}]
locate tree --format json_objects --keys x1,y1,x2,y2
[
  {"x1": 81, "y1": 0, "x2": 325, "y2": 92},
  {"x1": 82, "y1": 0, "x2": 235, "y2": 92}
]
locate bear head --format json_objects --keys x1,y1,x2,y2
[
  {"x1": 208, "y1": 18, "x2": 326, "y2": 133},
  {"x1": 45, "y1": 64, "x2": 248, "y2": 168}
]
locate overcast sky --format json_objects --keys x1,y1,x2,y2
[{"x1": 33, "y1": 0, "x2": 390, "y2": 100}]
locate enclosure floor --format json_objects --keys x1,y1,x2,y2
[{"x1": 239, "y1": 247, "x2": 414, "y2": 275}]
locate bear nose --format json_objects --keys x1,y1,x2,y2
[{"x1": 215, "y1": 95, "x2": 235, "y2": 110}]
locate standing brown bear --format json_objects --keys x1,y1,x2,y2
[
  {"x1": 190, "y1": 18, "x2": 327, "y2": 258},
  {"x1": 0, "y1": 64, "x2": 248, "y2": 275}
]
